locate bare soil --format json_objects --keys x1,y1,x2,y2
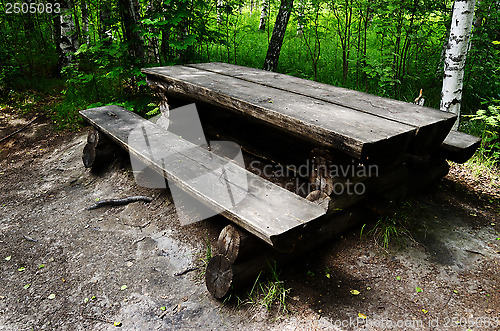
[{"x1": 0, "y1": 109, "x2": 499, "y2": 330}]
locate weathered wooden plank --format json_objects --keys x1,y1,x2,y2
[
  {"x1": 79, "y1": 106, "x2": 326, "y2": 251},
  {"x1": 438, "y1": 130, "x2": 481, "y2": 163},
  {"x1": 188, "y1": 62, "x2": 457, "y2": 154},
  {"x1": 141, "y1": 65, "x2": 416, "y2": 161}
]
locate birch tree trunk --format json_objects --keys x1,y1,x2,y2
[
  {"x1": 217, "y1": 0, "x2": 224, "y2": 25},
  {"x1": 263, "y1": 0, "x2": 293, "y2": 71},
  {"x1": 57, "y1": 0, "x2": 78, "y2": 70},
  {"x1": 81, "y1": 0, "x2": 90, "y2": 44},
  {"x1": 297, "y1": 0, "x2": 304, "y2": 35},
  {"x1": 440, "y1": 0, "x2": 476, "y2": 129},
  {"x1": 258, "y1": 0, "x2": 268, "y2": 30}
]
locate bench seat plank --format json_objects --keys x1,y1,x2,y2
[
  {"x1": 439, "y1": 130, "x2": 481, "y2": 163},
  {"x1": 142, "y1": 65, "x2": 416, "y2": 161},
  {"x1": 188, "y1": 62, "x2": 457, "y2": 155},
  {"x1": 80, "y1": 106, "x2": 326, "y2": 252}
]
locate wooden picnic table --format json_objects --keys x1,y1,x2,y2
[
  {"x1": 142, "y1": 63, "x2": 457, "y2": 163},
  {"x1": 81, "y1": 63, "x2": 480, "y2": 298}
]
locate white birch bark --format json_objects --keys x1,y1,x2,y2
[
  {"x1": 258, "y1": 0, "x2": 268, "y2": 30},
  {"x1": 440, "y1": 0, "x2": 476, "y2": 129},
  {"x1": 297, "y1": 0, "x2": 305, "y2": 35},
  {"x1": 217, "y1": 0, "x2": 224, "y2": 25},
  {"x1": 59, "y1": 0, "x2": 78, "y2": 67},
  {"x1": 81, "y1": 0, "x2": 90, "y2": 44}
]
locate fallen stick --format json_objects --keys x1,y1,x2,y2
[
  {"x1": 86, "y1": 196, "x2": 153, "y2": 210},
  {"x1": 0, "y1": 116, "x2": 38, "y2": 144},
  {"x1": 122, "y1": 221, "x2": 151, "y2": 229},
  {"x1": 23, "y1": 235, "x2": 39, "y2": 243},
  {"x1": 174, "y1": 267, "x2": 199, "y2": 277},
  {"x1": 132, "y1": 236, "x2": 148, "y2": 246}
]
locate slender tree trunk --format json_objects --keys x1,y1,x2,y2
[
  {"x1": 100, "y1": 1, "x2": 112, "y2": 46},
  {"x1": 81, "y1": 0, "x2": 90, "y2": 44},
  {"x1": 69, "y1": 0, "x2": 81, "y2": 47},
  {"x1": 146, "y1": 0, "x2": 160, "y2": 63},
  {"x1": 118, "y1": 0, "x2": 145, "y2": 60},
  {"x1": 440, "y1": 0, "x2": 476, "y2": 129},
  {"x1": 56, "y1": 0, "x2": 78, "y2": 71},
  {"x1": 259, "y1": 0, "x2": 268, "y2": 30},
  {"x1": 263, "y1": 0, "x2": 293, "y2": 71},
  {"x1": 161, "y1": 29, "x2": 171, "y2": 62},
  {"x1": 297, "y1": 0, "x2": 304, "y2": 35},
  {"x1": 342, "y1": 0, "x2": 352, "y2": 84},
  {"x1": 217, "y1": 0, "x2": 224, "y2": 25},
  {"x1": 362, "y1": 4, "x2": 369, "y2": 91}
]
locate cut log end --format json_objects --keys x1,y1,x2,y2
[
  {"x1": 83, "y1": 128, "x2": 100, "y2": 168},
  {"x1": 205, "y1": 255, "x2": 233, "y2": 299},
  {"x1": 82, "y1": 142, "x2": 96, "y2": 168},
  {"x1": 217, "y1": 224, "x2": 243, "y2": 264},
  {"x1": 82, "y1": 127, "x2": 119, "y2": 170},
  {"x1": 217, "y1": 224, "x2": 266, "y2": 264}
]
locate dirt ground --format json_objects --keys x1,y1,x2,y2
[{"x1": 0, "y1": 110, "x2": 499, "y2": 330}]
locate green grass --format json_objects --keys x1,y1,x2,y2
[
  {"x1": 222, "y1": 259, "x2": 291, "y2": 316},
  {"x1": 198, "y1": 8, "x2": 447, "y2": 107},
  {"x1": 197, "y1": 234, "x2": 213, "y2": 281},
  {"x1": 362, "y1": 201, "x2": 416, "y2": 250},
  {"x1": 258, "y1": 260, "x2": 290, "y2": 314}
]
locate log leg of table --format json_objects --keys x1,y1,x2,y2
[
  {"x1": 82, "y1": 128, "x2": 119, "y2": 169},
  {"x1": 217, "y1": 224, "x2": 269, "y2": 264},
  {"x1": 362, "y1": 159, "x2": 449, "y2": 214},
  {"x1": 206, "y1": 208, "x2": 370, "y2": 298},
  {"x1": 206, "y1": 254, "x2": 276, "y2": 299},
  {"x1": 146, "y1": 77, "x2": 171, "y2": 130}
]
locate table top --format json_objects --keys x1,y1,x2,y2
[{"x1": 142, "y1": 63, "x2": 456, "y2": 161}]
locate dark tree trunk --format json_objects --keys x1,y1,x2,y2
[
  {"x1": 262, "y1": 0, "x2": 293, "y2": 71},
  {"x1": 52, "y1": 12, "x2": 62, "y2": 76},
  {"x1": 161, "y1": 29, "x2": 171, "y2": 62},
  {"x1": 118, "y1": 0, "x2": 144, "y2": 60}
]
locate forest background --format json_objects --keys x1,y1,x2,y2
[{"x1": 0, "y1": 0, "x2": 499, "y2": 165}]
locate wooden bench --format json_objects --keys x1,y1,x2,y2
[
  {"x1": 439, "y1": 130, "x2": 481, "y2": 163},
  {"x1": 80, "y1": 105, "x2": 326, "y2": 252}
]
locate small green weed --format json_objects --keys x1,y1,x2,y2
[
  {"x1": 222, "y1": 259, "x2": 291, "y2": 316},
  {"x1": 258, "y1": 260, "x2": 290, "y2": 314},
  {"x1": 195, "y1": 234, "x2": 213, "y2": 281},
  {"x1": 362, "y1": 201, "x2": 416, "y2": 250}
]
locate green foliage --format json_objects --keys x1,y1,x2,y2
[
  {"x1": 222, "y1": 259, "x2": 290, "y2": 315},
  {"x1": 0, "y1": 0, "x2": 498, "y2": 135},
  {"x1": 469, "y1": 100, "x2": 500, "y2": 163},
  {"x1": 463, "y1": 0, "x2": 500, "y2": 112}
]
